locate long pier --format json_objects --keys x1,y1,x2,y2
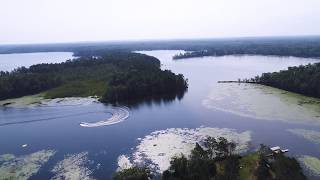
[{"x1": 217, "y1": 81, "x2": 256, "y2": 83}]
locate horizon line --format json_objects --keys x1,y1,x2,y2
[{"x1": 1, "y1": 34, "x2": 320, "y2": 46}]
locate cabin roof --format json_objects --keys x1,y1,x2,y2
[{"x1": 270, "y1": 146, "x2": 281, "y2": 151}]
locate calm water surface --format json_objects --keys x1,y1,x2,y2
[
  {"x1": 0, "y1": 52, "x2": 74, "y2": 71},
  {"x1": 1, "y1": 50, "x2": 320, "y2": 179}
]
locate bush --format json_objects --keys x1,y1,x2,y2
[{"x1": 113, "y1": 167, "x2": 152, "y2": 180}]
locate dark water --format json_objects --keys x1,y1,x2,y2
[{"x1": 1, "y1": 50, "x2": 320, "y2": 179}]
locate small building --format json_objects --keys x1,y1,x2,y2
[{"x1": 270, "y1": 146, "x2": 289, "y2": 154}]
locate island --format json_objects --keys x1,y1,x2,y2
[{"x1": 0, "y1": 51, "x2": 188, "y2": 104}]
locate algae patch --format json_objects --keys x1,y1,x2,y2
[
  {"x1": 288, "y1": 129, "x2": 320, "y2": 145},
  {"x1": 118, "y1": 127, "x2": 251, "y2": 172},
  {"x1": 51, "y1": 152, "x2": 94, "y2": 180},
  {"x1": 0, "y1": 95, "x2": 98, "y2": 109},
  {"x1": 0, "y1": 94, "x2": 44, "y2": 108},
  {"x1": 0, "y1": 150, "x2": 56, "y2": 180},
  {"x1": 299, "y1": 155, "x2": 320, "y2": 176},
  {"x1": 203, "y1": 83, "x2": 320, "y2": 124},
  {"x1": 117, "y1": 155, "x2": 133, "y2": 171}
]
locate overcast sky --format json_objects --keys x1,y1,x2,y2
[{"x1": 1, "y1": 0, "x2": 319, "y2": 44}]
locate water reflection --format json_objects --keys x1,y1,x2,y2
[{"x1": 114, "y1": 88, "x2": 187, "y2": 109}]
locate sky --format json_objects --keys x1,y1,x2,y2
[{"x1": 1, "y1": 0, "x2": 320, "y2": 44}]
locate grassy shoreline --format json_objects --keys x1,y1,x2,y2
[{"x1": 0, "y1": 93, "x2": 45, "y2": 107}]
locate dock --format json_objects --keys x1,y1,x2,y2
[
  {"x1": 270, "y1": 146, "x2": 289, "y2": 154},
  {"x1": 217, "y1": 81, "x2": 256, "y2": 83}
]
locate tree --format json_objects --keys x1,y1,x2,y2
[
  {"x1": 162, "y1": 143, "x2": 216, "y2": 180},
  {"x1": 203, "y1": 137, "x2": 236, "y2": 160},
  {"x1": 256, "y1": 63, "x2": 320, "y2": 99},
  {"x1": 271, "y1": 154, "x2": 306, "y2": 180},
  {"x1": 113, "y1": 167, "x2": 152, "y2": 180},
  {"x1": 0, "y1": 51, "x2": 188, "y2": 104}
]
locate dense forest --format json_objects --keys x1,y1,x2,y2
[
  {"x1": 1, "y1": 36, "x2": 320, "y2": 59},
  {"x1": 173, "y1": 37, "x2": 320, "y2": 59},
  {"x1": 254, "y1": 63, "x2": 320, "y2": 98},
  {"x1": 113, "y1": 137, "x2": 306, "y2": 180},
  {"x1": 0, "y1": 51, "x2": 188, "y2": 104}
]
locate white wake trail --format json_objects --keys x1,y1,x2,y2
[{"x1": 80, "y1": 106, "x2": 129, "y2": 127}]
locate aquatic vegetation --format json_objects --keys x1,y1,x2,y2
[
  {"x1": 39, "y1": 97, "x2": 98, "y2": 107},
  {"x1": 0, "y1": 150, "x2": 56, "y2": 180},
  {"x1": 51, "y1": 152, "x2": 94, "y2": 180},
  {"x1": 0, "y1": 96, "x2": 97, "y2": 108},
  {"x1": 203, "y1": 83, "x2": 320, "y2": 124},
  {"x1": 0, "y1": 94, "x2": 44, "y2": 108},
  {"x1": 288, "y1": 129, "x2": 320, "y2": 145},
  {"x1": 118, "y1": 127, "x2": 251, "y2": 172},
  {"x1": 80, "y1": 106, "x2": 129, "y2": 127},
  {"x1": 117, "y1": 155, "x2": 133, "y2": 171},
  {"x1": 299, "y1": 155, "x2": 320, "y2": 176}
]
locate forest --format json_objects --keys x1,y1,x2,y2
[
  {"x1": 1, "y1": 36, "x2": 320, "y2": 60},
  {"x1": 113, "y1": 137, "x2": 306, "y2": 180},
  {"x1": 173, "y1": 37, "x2": 320, "y2": 59},
  {"x1": 255, "y1": 63, "x2": 320, "y2": 98},
  {"x1": 0, "y1": 51, "x2": 188, "y2": 104}
]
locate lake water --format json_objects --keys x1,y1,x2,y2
[
  {"x1": 1, "y1": 51, "x2": 320, "y2": 179},
  {"x1": 0, "y1": 52, "x2": 74, "y2": 71}
]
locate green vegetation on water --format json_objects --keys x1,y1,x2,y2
[{"x1": 0, "y1": 51, "x2": 188, "y2": 104}]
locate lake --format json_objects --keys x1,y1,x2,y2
[
  {"x1": 0, "y1": 52, "x2": 74, "y2": 72},
  {"x1": 1, "y1": 51, "x2": 320, "y2": 179}
]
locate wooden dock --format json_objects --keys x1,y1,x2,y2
[{"x1": 217, "y1": 81, "x2": 256, "y2": 83}]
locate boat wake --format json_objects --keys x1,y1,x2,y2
[
  {"x1": 0, "y1": 103, "x2": 129, "y2": 127},
  {"x1": 80, "y1": 106, "x2": 129, "y2": 127}
]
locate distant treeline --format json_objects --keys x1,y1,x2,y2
[
  {"x1": 0, "y1": 51, "x2": 188, "y2": 104},
  {"x1": 173, "y1": 37, "x2": 320, "y2": 59},
  {"x1": 1, "y1": 36, "x2": 320, "y2": 59},
  {"x1": 253, "y1": 63, "x2": 320, "y2": 98}
]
